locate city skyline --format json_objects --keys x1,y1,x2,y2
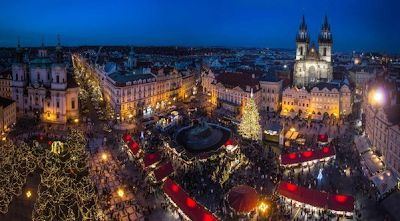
[{"x1": 1, "y1": 0, "x2": 399, "y2": 53}]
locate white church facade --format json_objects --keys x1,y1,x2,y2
[
  {"x1": 11, "y1": 38, "x2": 79, "y2": 124},
  {"x1": 293, "y1": 15, "x2": 333, "y2": 87}
]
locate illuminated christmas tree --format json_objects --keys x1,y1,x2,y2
[{"x1": 239, "y1": 92, "x2": 261, "y2": 140}]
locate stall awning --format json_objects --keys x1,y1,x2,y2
[
  {"x1": 361, "y1": 150, "x2": 384, "y2": 174},
  {"x1": 122, "y1": 133, "x2": 131, "y2": 142},
  {"x1": 225, "y1": 137, "x2": 238, "y2": 147},
  {"x1": 281, "y1": 111, "x2": 296, "y2": 118},
  {"x1": 327, "y1": 193, "x2": 355, "y2": 212},
  {"x1": 285, "y1": 131, "x2": 294, "y2": 139},
  {"x1": 354, "y1": 136, "x2": 371, "y2": 154},
  {"x1": 163, "y1": 179, "x2": 219, "y2": 221},
  {"x1": 143, "y1": 152, "x2": 161, "y2": 167},
  {"x1": 311, "y1": 114, "x2": 323, "y2": 121},
  {"x1": 301, "y1": 187, "x2": 329, "y2": 208},
  {"x1": 277, "y1": 181, "x2": 354, "y2": 212},
  {"x1": 154, "y1": 163, "x2": 174, "y2": 182},
  {"x1": 280, "y1": 147, "x2": 336, "y2": 166},
  {"x1": 318, "y1": 134, "x2": 328, "y2": 143},
  {"x1": 290, "y1": 132, "x2": 299, "y2": 140},
  {"x1": 126, "y1": 139, "x2": 140, "y2": 155},
  {"x1": 371, "y1": 170, "x2": 398, "y2": 195}
]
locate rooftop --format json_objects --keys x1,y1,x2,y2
[{"x1": 0, "y1": 97, "x2": 15, "y2": 108}]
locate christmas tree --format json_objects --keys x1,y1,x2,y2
[{"x1": 239, "y1": 92, "x2": 261, "y2": 140}]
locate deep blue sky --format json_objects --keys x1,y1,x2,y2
[{"x1": 0, "y1": 0, "x2": 399, "y2": 53}]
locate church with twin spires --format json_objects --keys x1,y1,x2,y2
[
  {"x1": 11, "y1": 37, "x2": 79, "y2": 123},
  {"x1": 293, "y1": 14, "x2": 333, "y2": 87}
]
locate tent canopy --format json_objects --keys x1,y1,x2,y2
[
  {"x1": 163, "y1": 179, "x2": 218, "y2": 221},
  {"x1": 126, "y1": 139, "x2": 141, "y2": 155},
  {"x1": 354, "y1": 136, "x2": 371, "y2": 154},
  {"x1": 154, "y1": 162, "x2": 174, "y2": 182},
  {"x1": 318, "y1": 134, "x2": 328, "y2": 142},
  {"x1": 277, "y1": 181, "x2": 354, "y2": 212},
  {"x1": 371, "y1": 170, "x2": 398, "y2": 195},
  {"x1": 281, "y1": 147, "x2": 336, "y2": 166},
  {"x1": 361, "y1": 150, "x2": 384, "y2": 174},
  {"x1": 143, "y1": 152, "x2": 161, "y2": 167},
  {"x1": 228, "y1": 185, "x2": 259, "y2": 213}
]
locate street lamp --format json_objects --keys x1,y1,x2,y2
[
  {"x1": 373, "y1": 91, "x2": 383, "y2": 103},
  {"x1": 26, "y1": 191, "x2": 32, "y2": 198},
  {"x1": 290, "y1": 127, "x2": 296, "y2": 132},
  {"x1": 102, "y1": 154, "x2": 107, "y2": 161},
  {"x1": 258, "y1": 202, "x2": 268, "y2": 213},
  {"x1": 118, "y1": 189, "x2": 124, "y2": 198}
]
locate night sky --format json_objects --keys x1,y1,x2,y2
[{"x1": 0, "y1": 0, "x2": 399, "y2": 53}]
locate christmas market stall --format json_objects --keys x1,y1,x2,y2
[
  {"x1": 370, "y1": 170, "x2": 399, "y2": 200},
  {"x1": 122, "y1": 133, "x2": 142, "y2": 159},
  {"x1": 317, "y1": 134, "x2": 329, "y2": 146},
  {"x1": 153, "y1": 162, "x2": 174, "y2": 183},
  {"x1": 162, "y1": 178, "x2": 219, "y2": 221},
  {"x1": 280, "y1": 147, "x2": 336, "y2": 167},
  {"x1": 277, "y1": 181, "x2": 354, "y2": 217},
  {"x1": 142, "y1": 152, "x2": 162, "y2": 168}
]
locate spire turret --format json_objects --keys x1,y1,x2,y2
[
  {"x1": 16, "y1": 38, "x2": 23, "y2": 63},
  {"x1": 318, "y1": 13, "x2": 332, "y2": 44},
  {"x1": 55, "y1": 35, "x2": 63, "y2": 63},
  {"x1": 296, "y1": 14, "x2": 310, "y2": 43}
]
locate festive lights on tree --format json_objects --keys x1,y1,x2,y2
[{"x1": 238, "y1": 92, "x2": 261, "y2": 140}]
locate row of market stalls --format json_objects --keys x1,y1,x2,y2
[
  {"x1": 280, "y1": 147, "x2": 336, "y2": 167},
  {"x1": 354, "y1": 135, "x2": 399, "y2": 200},
  {"x1": 277, "y1": 181, "x2": 354, "y2": 217},
  {"x1": 121, "y1": 134, "x2": 220, "y2": 221},
  {"x1": 280, "y1": 110, "x2": 325, "y2": 122}
]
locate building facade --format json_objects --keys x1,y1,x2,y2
[
  {"x1": 281, "y1": 82, "x2": 352, "y2": 118},
  {"x1": 0, "y1": 71, "x2": 12, "y2": 99},
  {"x1": 11, "y1": 39, "x2": 79, "y2": 123},
  {"x1": 208, "y1": 72, "x2": 262, "y2": 116},
  {"x1": 293, "y1": 15, "x2": 333, "y2": 87},
  {"x1": 260, "y1": 69, "x2": 283, "y2": 112},
  {"x1": 363, "y1": 80, "x2": 400, "y2": 179},
  {"x1": 0, "y1": 97, "x2": 16, "y2": 133}
]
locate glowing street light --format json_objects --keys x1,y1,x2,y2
[
  {"x1": 373, "y1": 91, "x2": 383, "y2": 102},
  {"x1": 26, "y1": 191, "x2": 32, "y2": 198},
  {"x1": 258, "y1": 202, "x2": 268, "y2": 213},
  {"x1": 102, "y1": 154, "x2": 107, "y2": 161},
  {"x1": 290, "y1": 127, "x2": 296, "y2": 132},
  {"x1": 118, "y1": 189, "x2": 124, "y2": 198}
]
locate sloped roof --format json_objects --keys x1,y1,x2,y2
[{"x1": 215, "y1": 72, "x2": 260, "y2": 91}]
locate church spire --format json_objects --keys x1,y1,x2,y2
[
  {"x1": 296, "y1": 15, "x2": 309, "y2": 43},
  {"x1": 318, "y1": 13, "x2": 332, "y2": 44},
  {"x1": 16, "y1": 38, "x2": 23, "y2": 63},
  {"x1": 55, "y1": 35, "x2": 63, "y2": 63}
]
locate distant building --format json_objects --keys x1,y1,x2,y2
[
  {"x1": 11, "y1": 38, "x2": 79, "y2": 123},
  {"x1": 293, "y1": 15, "x2": 333, "y2": 87},
  {"x1": 208, "y1": 71, "x2": 262, "y2": 115},
  {"x1": 0, "y1": 70, "x2": 12, "y2": 99},
  {"x1": 348, "y1": 67, "x2": 376, "y2": 94},
  {"x1": 281, "y1": 81, "x2": 352, "y2": 118},
  {"x1": 260, "y1": 68, "x2": 283, "y2": 112},
  {"x1": 0, "y1": 97, "x2": 16, "y2": 133}
]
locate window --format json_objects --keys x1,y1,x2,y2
[
  {"x1": 56, "y1": 101, "x2": 59, "y2": 108},
  {"x1": 72, "y1": 100, "x2": 75, "y2": 109},
  {"x1": 48, "y1": 73, "x2": 50, "y2": 80},
  {"x1": 323, "y1": 48, "x2": 327, "y2": 56},
  {"x1": 37, "y1": 73, "x2": 40, "y2": 81},
  {"x1": 56, "y1": 75, "x2": 60, "y2": 83},
  {"x1": 47, "y1": 102, "x2": 50, "y2": 107},
  {"x1": 16, "y1": 74, "x2": 18, "y2": 81}
]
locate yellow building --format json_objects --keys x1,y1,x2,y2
[
  {"x1": 281, "y1": 82, "x2": 352, "y2": 118},
  {"x1": 0, "y1": 97, "x2": 16, "y2": 133},
  {"x1": 0, "y1": 71, "x2": 12, "y2": 99}
]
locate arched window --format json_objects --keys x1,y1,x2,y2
[
  {"x1": 56, "y1": 75, "x2": 60, "y2": 83},
  {"x1": 300, "y1": 47, "x2": 303, "y2": 56},
  {"x1": 16, "y1": 74, "x2": 18, "y2": 81},
  {"x1": 323, "y1": 48, "x2": 327, "y2": 56},
  {"x1": 37, "y1": 73, "x2": 40, "y2": 81}
]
